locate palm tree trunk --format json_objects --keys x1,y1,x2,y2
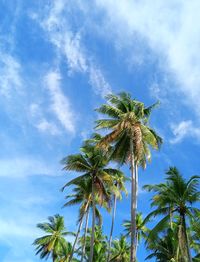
[
  {"x1": 69, "y1": 202, "x2": 89, "y2": 262},
  {"x1": 130, "y1": 139, "x2": 136, "y2": 262},
  {"x1": 89, "y1": 177, "x2": 96, "y2": 262},
  {"x1": 182, "y1": 213, "x2": 192, "y2": 262},
  {"x1": 179, "y1": 213, "x2": 192, "y2": 262},
  {"x1": 135, "y1": 164, "x2": 138, "y2": 257},
  {"x1": 81, "y1": 207, "x2": 90, "y2": 262},
  {"x1": 135, "y1": 232, "x2": 139, "y2": 256},
  {"x1": 107, "y1": 193, "x2": 117, "y2": 262}
]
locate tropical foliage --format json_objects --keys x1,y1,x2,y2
[
  {"x1": 33, "y1": 215, "x2": 74, "y2": 262},
  {"x1": 33, "y1": 92, "x2": 200, "y2": 262}
]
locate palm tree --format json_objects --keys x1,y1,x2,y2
[
  {"x1": 96, "y1": 92, "x2": 162, "y2": 261},
  {"x1": 79, "y1": 226, "x2": 107, "y2": 262},
  {"x1": 143, "y1": 167, "x2": 200, "y2": 262},
  {"x1": 55, "y1": 241, "x2": 79, "y2": 262},
  {"x1": 61, "y1": 177, "x2": 102, "y2": 262},
  {"x1": 145, "y1": 228, "x2": 179, "y2": 261},
  {"x1": 123, "y1": 212, "x2": 148, "y2": 254},
  {"x1": 33, "y1": 215, "x2": 74, "y2": 262},
  {"x1": 189, "y1": 214, "x2": 200, "y2": 260},
  {"x1": 110, "y1": 235, "x2": 130, "y2": 262},
  {"x1": 107, "y1": 171, "x2": 128, "y2": 262},
  {"x1": 62, "y1": 141, "x2": 122, "y2": 262}
]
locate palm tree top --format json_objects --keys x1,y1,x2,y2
[
  {"x1": 96, "y1": 92, "x2": 161, "y2": 126},
  {"x1": 95, "y1": 92, "x2": 162, "y2": 166},
  {"x1": 33, "y1": 215, "x2": 74, "y2": 261}
]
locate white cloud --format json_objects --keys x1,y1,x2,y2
[
  {"x1": 64, "y1": 32, "x2": 88, "y2": 74},
  {"x1": 0, "y1": 156, "x2": 58, "y2": 177},
  {"x1": 45, "y1": 71, "x2": 75, "y2": 133},
  {"x1": 36, "y1": 118, "x2": 61, "y2": 135},
  {"x1": 0, "y1": 53, "x2": 22, "y2": 97},
  {"x1": 95, "y1": 0, "x2": 200, "y2": 113},
  {"x1": 32, "y1": 1, "x2": 112, "y2": 98},
  {"x1": 29, "y1": 103, "x2": 62, "y2": 135},
  {"x1": 170, "y1": 120, "x2": 200, "y2": 144},
  {"x1": 89, "y1": 67, "x2": 112, "y2": 97}
]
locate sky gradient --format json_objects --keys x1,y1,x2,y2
[{"x1": 0, "y1": 1, "x2": 200, "y2": 261}]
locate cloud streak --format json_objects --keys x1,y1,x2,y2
[
  {"x1": 0, "y1": 53, "x2": 22, "y2": 97},
  {"x1": 32, "y1": 0, "x2": 112, "y2": 98},
  {"x1": 170, "y1": 120, "x2": 200, "y2": 144},
  {"x1": 0, "y1": 156, "x2": 59, "y2": 177},
  {"x1": 45, "y1": 71, "x2": 75, "y2": 133}
]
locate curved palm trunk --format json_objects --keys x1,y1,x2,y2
[
  {"x1": 107, "y1": 193, "x2": 117, "y2": 262},
  {"x1": 69, "y1": 202, "x2": 89, "y2": 262},
  {"x1": 130, "y1": 139, "x2": 137, "y2": 262},
  {"x1": 89, "y1": 178, "x2": 96, "y2": 262},
  {"x1": 81, "y1": 207, "x2": 90, "y2": 262},
  {"x1": 178, "y1": 213, "x2": 192, "y2": 262}
]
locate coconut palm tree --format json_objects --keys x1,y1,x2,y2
[
  {"x1": 143, "y1": 167, "x2": 200, "y2": 262},
  {"x1": 110, "y1": 235, "x2": 130, "y2": 262},
  {"x1": 123, "y1": 212, "x2": 148, "y2": 254},
  {"x1": 189, "y1": 214, "x2": 200, "y2": 260},
  {"x1": 145, "y1": 228, "x2": 179, "y2": 262},
  {"x1": 33, "y1": 215, "x2": 74, "y2": 262},
  {"x1": 61, "y1": 177, "x2": 102, "y2": 262},
  {"x1": 96, "y1": 92, "x2": 162, "y2": 261},
  {"x1": 79, "y1": 226, "x2": 107, "y2": 262},
  {"x1": 54, "y1": 241, "x2": 79, "y2": 262},
  {"x1": 62, "y1": 141, "x2": 122, "y2": 262}
]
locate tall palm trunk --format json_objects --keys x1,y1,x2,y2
[
  {"x1": 178, "y1": 213, "x2": 192, "y2": 262},
  {"x1": 130, "y1": 139, "x2": 137, "y2": 262},
  {"x1": 81, "y1": 208, "x2": 90, "y2": 262},
  {"x1": 107, "y1": 192, "x2": 117, "y2": 262},
  {"x1": 135, "y1": 164, "x2": 138, "y2": 257},
  {"x1": 89, "y1": 177, "x2": 96, "y2": 262},
  {"x1": 69, "y1": 202, "x2": 89, "y2": 262},
  {"x1": 135, "y1": 232, "x2": 139, "y2": 256}
]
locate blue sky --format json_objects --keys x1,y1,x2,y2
[{"x1": 0, "y1": 0, "x2": 200, "y2": 261}]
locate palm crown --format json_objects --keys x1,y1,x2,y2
[
  {"x1": 96, "y1": 92, "x2": 162, "y2": 167},
  {"x1": 33, "y1": 215, "x2": 73, "y2": 261},
  {"x1": 143, "y1": 167, "x2": 200, "y2": 261}
]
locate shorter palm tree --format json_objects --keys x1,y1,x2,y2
[
  {"x1": 110, "y1": 235, "x2": 130, "y2": 262},
  {"x1": 55, "y1": 241, "x2": 79, "y2": 262},
  {"x1": 62, "y1": 140, "x2": 120, "y2": 262},
  {"x1": 143, "y1": 167, "x2": 200, "y2": 262},
  {"x1": 62, "y1": 176, "x2": 102, "y2": 261},
  {"x1": 33, "y1": 215, "x2": 74, "y2": 262},
  {"x1": 189, "y1": 214, "x2": 200, "y2": 260},
  {"x1": 123, "y1": 212, "x2": 148, "y2": 254},
  {"x1": 79, "y1": 226, "x2": 107, "y2": 262},
  {"x1": 145, "y1": 228, "x2": 178, "y2": 262}
]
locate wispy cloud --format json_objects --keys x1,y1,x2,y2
[
  {"x1": 89, "y1": 67, "x2": 112, "y2": 97},
  {"x1": 170, "y1": 120, "x2": 200, "y2": 144},
  {"x1": 45, "y1": 70, "x2": 75, "y2": 133},
  {"x1": 31, "y1": 1, "x2": 112, "y2": 98},
  {"x1": 96, "y1": 0, "x2": 200, "y2": 113},
  {"x1": 36, "y1": 118, "x2": 61, "y2": 135},
  {"x1": 0, "y1": 53, "x2": 22, "y2": 97},
  {"x1": 0, "y1": 156, "x2": 59, "y2": 177},
  {"x1": 29, "y1": 103, "x2": 61, "y2": 136}
]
